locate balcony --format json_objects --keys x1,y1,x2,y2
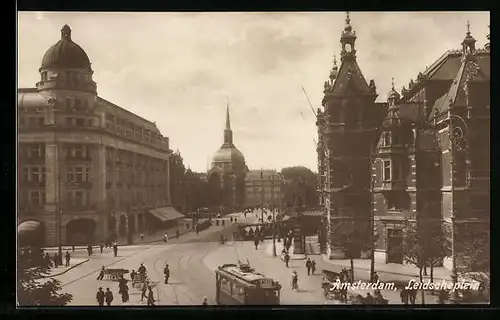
[{"x1": 66, "y1": 156, "x2": 92, "y2": 163}]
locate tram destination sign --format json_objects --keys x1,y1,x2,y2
[{"x1": 257, "y1": 278, "x2": 273, "y2": 287}]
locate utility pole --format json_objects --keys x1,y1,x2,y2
[
  {"x1": 370, "y1": 174, "x2": 375, "y2": 282},
  {"x1": 270, "y1": 174, "x2": 277, "y2": 257},
  {"x1": 260, "y1": 169, "x2": 264, "y2": 223}
]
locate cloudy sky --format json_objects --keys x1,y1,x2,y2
[{"x1": 17, "y1": 11, "x2": 489, "y2": 173}]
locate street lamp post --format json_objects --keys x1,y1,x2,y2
[
  {"x1": 448, "y1": 108, "x2": 468, "y2": 304},
  {"x1": 260, "y1": 170, "x2": 264, "y2": 223},
  {"x1": 270, "y1": 174, "x2": 277, "y2": 257}
]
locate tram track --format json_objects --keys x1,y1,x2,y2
[{"x1": 60, "y1": 242, "x2": 163, "y2": 288}]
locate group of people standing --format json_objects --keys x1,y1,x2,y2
[
  {"x1": 43, "y1": 251, "x2": 71, "y2": 268},
  {"x1": 87, "y1": 242, "x2": 119, "y2": 257}
]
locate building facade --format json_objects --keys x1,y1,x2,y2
[
  {"x1": 244, "y1": 170, "x2": 284, "y2": 208},
  {"x1": 316, "y1": 14, "x2": 386, "y2": 259},
  {"x1": 18, "y1": 25, "x2": 176, "y2": 246},
  {"x1": 208, "y1": 105, "x2": 248, "y2": 209},
  {"x1": 317, "y1": 16, "x2": 490, "y2": 270}
]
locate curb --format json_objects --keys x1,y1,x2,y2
[
  {"x1": 320, "y1": 255, "x2": 450, "y2": 282},
  {"x1": 42, "y1": 258, "x2": 90, "y2": 278}
]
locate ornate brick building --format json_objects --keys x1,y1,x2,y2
[
  {"x1": 318, "y1": 15, "x2": 490, "y2": 270},
  {"x1": 18, "y1": 25, "x2": 181, "y2": 246},
  {"x1": 316, "y1": 13, "x2": 386, "y2": 259}
]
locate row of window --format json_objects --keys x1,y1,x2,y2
[
  {"x1": 21, "y1": 166, "x2": 46, "y2": 183},
  {"x1": 380, "y1": 131, "x2": 401, "y2": 147},
  {"x1": 106, "y1": 150, "x2": 167, "y2": 172},
  {"x1": 21, "y1": 190, "x2": 91, "y2": 208},
  {"x1": 105, "y1": 114, "x2": 165, "y2": 145},
  {"x1": 19, "y1": 117, "x2": 44, "y2": 127},
  {"x1": 19, "y1": 144, "x2": 45, "y2": 158}
]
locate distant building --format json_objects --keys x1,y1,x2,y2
[
  {"x1": 17, "y1": 25, "x2": 182, "y2": 247},
  {"x1": 244, "y1": 170, "x2": 284, "y2": 208},
  {"x1": 317, "y1": 15, "x2": 490, "y2": 270},
  {"x1": 207, "y1": 105, "x2": 248, "y2": 209}
]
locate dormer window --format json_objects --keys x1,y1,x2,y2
[{"x1": 41, "y1": 72, "x2": 48, "y2": 81}]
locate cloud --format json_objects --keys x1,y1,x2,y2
[{"x1": 17, "y1": 11, "x2": 490, "y2": 172}]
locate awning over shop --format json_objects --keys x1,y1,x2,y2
[
  {"x1": 149, "y1": 207, "x2": 185, "y2": 222},
  {"x1": 18, "y1": 220, "x2": 42, "y2": 236}
]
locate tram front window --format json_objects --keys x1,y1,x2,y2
[{"x1": 261, "y1": 289, "x2": 279, "y2": 304}]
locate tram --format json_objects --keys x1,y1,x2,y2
[{"x1": 215, "y1": 261, "x2": 282, "y2": 305}]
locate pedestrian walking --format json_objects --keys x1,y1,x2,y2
[
  {"x1": 164, "y1": 264, "x2": 170, "y2": 284},
  {"x1": 284, "y1": 252, "x2": 290, "y2": 268},
  {"x1": 176, "y1": 229, "x2": 180, "y2": 238},
  {"x1": 113, "y1": 243, "x2": 118, "y2": 257},
  {"x1": 65, "y1": 251, "x2": 71, "y2": 267},
  {"x1": 58, "y1": 252, "x2": 63, "y2": 266},
  {"x1": 72, "y1": 245, "x2": 75, "y2": 252},
  {"x1": 97, "y1": 266, "x2": 105, "y2": 280},
  {"x1": 140, "y1": 282, "x2": 148, "y2": 302},
  {"x1": 140, "y1": 233, "x2": 144, "y2": 241},
  {"x1": 202, "y1": 296, "x2": 208, "y2": 306},
  {"x1": 100, "y1": 243, "x2": 104, "y2": 254},
  {"x1": 306, "y1": 258, "x2": 312, "y2": 275},
  {"x1": 118, "y1": 277, "x2": 129, "y2": 303},
  {"x1": 291, "y1": 271, "x2": 299, "y2": 291},
  {"x1": 130, "y1": 270, "x2": 137, "y2": 281},
  {"x1": 96, "y1": 287, "x2": 105, "y2": 306},
  {"x1": 147, "y1": 286, "x2": 155, "y2": 306},
  {"x1": 372, "y1": 272, "x2": 379, "y2": 283},
  {"x1": 164, "y1": 233, "x2": 168, "y2": 243},
  {"x1": 230, "y1": 217, "x2": 233, "y2": 223},
  {"x1": 254, "y1": 238, "x2": 259, "y2": 250},
  {"x1": 400, "y1": 287, "x2": 409, "y2": 305},
  {"x1": 138, "y1": 263, "x2": 147, "y2": 276},
  {"x1": 311, "y1": 260, "x2": 316, "y2": 275},
  {"x1": 105, "y1": 288, "x2": 114, "y2": 306},
  {"x1": 87, "y1": 244, "x2": 92, "y2": 257}
]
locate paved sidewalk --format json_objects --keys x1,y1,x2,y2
[
  {"x1": 265, "y1": 243, "x2": 444, "y2": 304},
  {"x1": 265, "y1": 239, "x2": 306, "y2": 261},
  {"x1": 320, "y1": 255, "x2": 451, "y2": 282},
  {"x1": 41, "y1": 258, "x2": 89, "y2": 278}
]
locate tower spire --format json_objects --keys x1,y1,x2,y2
[
  {"x1": 223, "y1": 102, "x2": 233, "y2": 146},
  {"x1": 61, "y1": 24, "x2": 72, "y2": 41},
  {"x1": 391, "y1": 77, "x2": 395, "y2": 90},
  {"x1": 340, "y1": 11, "x2": 357, "y2": 61},
  {"x1": 226, "y1": 100, "x2": 231, "y2": 130},
  {"x1": 461, "y1": 20, "x2": 476, "y2": 57}
]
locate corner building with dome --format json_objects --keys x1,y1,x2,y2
[
  {"x1": 18, "y1": 25, "x2": 179, "y2": 247},
  {"x1": 207, "y1": 105, "x2": 248, "y2": 210}
]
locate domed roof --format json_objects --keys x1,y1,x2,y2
[
  {"x1": 41, "y1": 25, "x2": 91, "y2": 70},
  {"x1": 212, "y1": 145, "x2": 246, "y2": 165}
]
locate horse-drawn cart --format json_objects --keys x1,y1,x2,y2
[
  {"x1": 321, "y1": 269, "x2": 346, "y2": 301},
  {"x1": 104, "y1": 268, "x2": 129, "y2": 281}
]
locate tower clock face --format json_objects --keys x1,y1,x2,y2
[{"x1": 345, "y1": 44, "x2": 352, "y2": 52}]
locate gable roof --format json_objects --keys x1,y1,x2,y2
[
  {"x1": 328, "y1": 59, "x2": 372, "y2": 96},
  {"x1": 429, "y1": 52, "x2": 489, "y2": 119}
]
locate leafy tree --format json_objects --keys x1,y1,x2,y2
[
  {"x1": 17, "y1": 248, "x2": 73, "y2": 306},
  {"x1": 280, "y1": 166, "x2": 319, "y2": 208},
  {"x1": 402, "y1": 219, "x2": 450, "y2": 304},
  {"x1": 454, "y1": 226, "x2": 490, "y2": 300},
  {"x1": 330, "y1": 218, "x2": 368, "y2": 283}
]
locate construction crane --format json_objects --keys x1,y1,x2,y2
[{"x1": 300, "y1": 86, "x2": 317, "y2": 117}]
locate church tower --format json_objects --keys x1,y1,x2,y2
[
  {"x1": 318, "y1": 12, "x2": 384, "y2": 259},
  {"x1": 208, "y1": 104, "x2": 248, "y2": 210}
]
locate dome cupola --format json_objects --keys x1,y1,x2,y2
[
  {"x1": 387, "y1": 78, "x2": 401, "y2": 106},
  {"x1": 41, "y1": 25, "x2": 92, "y2": 71}
]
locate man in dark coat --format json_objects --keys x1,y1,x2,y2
[
  {"x1": 105, "y1": 288, "x2": 113, "y2": 306},
  {"x1": 113, "y1": 243, "x2": 118, "y2": 257},
  {"x1": 97, "y1": 266, "x2": 105, "y2": 280},
  {"x1": 96, "y1": 287, "x2": 105, "y2": 306},
  {"x1": 400, "y1": 287, "x2": 409, "y2": 305},
  {"x1": 254, "y1": 237, "x2": 259, "y2": 250},
  {"x1": 147, "y1": 286, "x2": 155, "y2": 306},
  {"x1": 305, "y1": 258, "x2": 312, "y2": 275},
  {"x1": 164, "y1": 264, "x2": 170, "y2": 284},
  {"x1": 65, "y1": 251, "x2": 71, "y2": 267},
  {"x1": 284, "y1": 252, "x2": 290, "y2": 268}
]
